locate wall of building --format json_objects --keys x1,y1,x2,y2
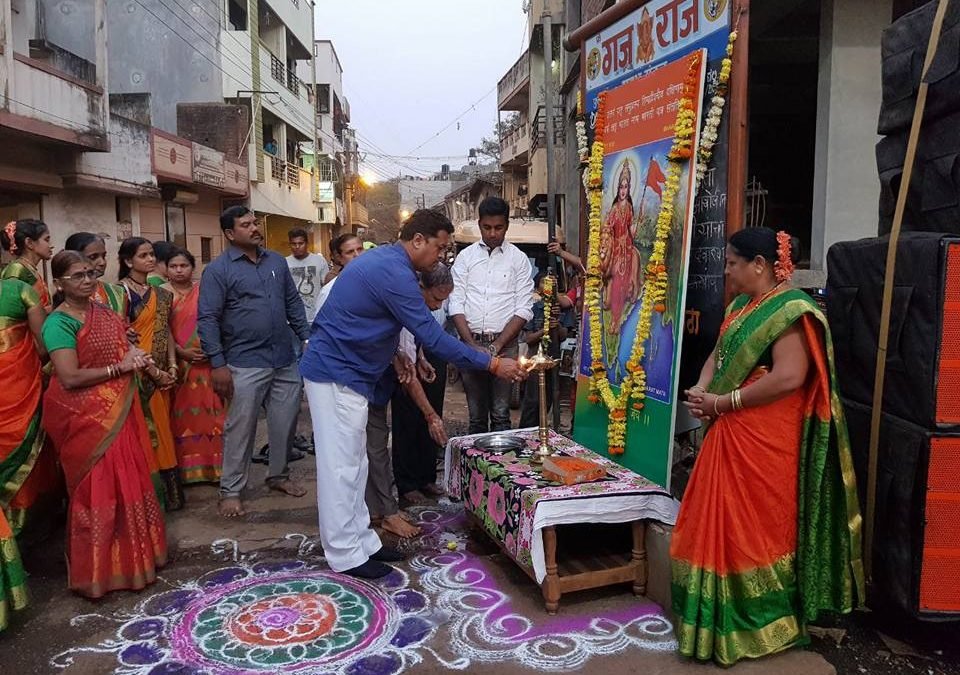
[
  {"x1": 42, "y1": 189, "x2": 135, "y2": 281},
  {"x1": 139, "y1": 191, "x2": 225, "y2": 273},
  {"x1": 108, "y1": 0, "x2": 222, "y2": 134},
  {"x1": 39, "y1": 0, "x2": 97, "y2": 64},
  {"x1": 811, "y1": 0, "x2": 891, "y2": 268}
]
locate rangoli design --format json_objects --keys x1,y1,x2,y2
[{"x1": 51, "y1": 504, "x2": 676, "y2": 673}]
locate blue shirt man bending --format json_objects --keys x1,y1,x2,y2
[
  {"x1": 198, "y1": 206, "x2": 309, "y2": 519},
  {"x1": 301, "y1": 209, "x2": 526, "y2": 579}
]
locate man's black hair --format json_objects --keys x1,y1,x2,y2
[
  {"x1": 220, "y1": 205, "x2": 252, "y2": 231},
  {"x1": 399, "y1": 209, "x2": 454, "y2": 242},
  {"x1": 477, "y1": 196, "x2": 510, "y2": 220}
]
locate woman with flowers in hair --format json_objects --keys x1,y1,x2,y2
[
  {"x1": 1, "y1": 219, "x2": 54, "y2": 311},
  {"x1": 600, "y1": 162, "x2": 640, "y2": 334},
  {"x1": 673, "y1": 226, "x2": 864, "y2": 665}
]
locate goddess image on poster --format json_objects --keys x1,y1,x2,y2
[{"x1": 600, "y1": 159, "x2": 640, "y2": 333}]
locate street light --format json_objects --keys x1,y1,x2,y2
[
  {"x1": 360, "y1": 171, "x2": 377, "y2": 186},
  {"x1": 400, "y1": 209, "x2": 411, "y2": 220}
]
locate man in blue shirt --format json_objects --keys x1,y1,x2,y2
[
  {"x1": 301, "y1": 210, "x2": 526, "y2": 579},
  {"x1": 198, "y1": 206, "x2": 310, "y2": 519}
]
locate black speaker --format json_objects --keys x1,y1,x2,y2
[
  {"x1": 878, "y1": 111, "x2": 960, "y2": 236},
  {"x1": 843, "y1": 398, "x2": 960, "y2": 618},
  {"x1": 827, "y1": 233, "x2": 960, "y2": 429},
  {"x1": 878, "y1": 0, "x2": 960, "y2": 136}
]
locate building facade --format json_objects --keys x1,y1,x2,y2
[{"x1": 109, "y1": 0, "x2": 319, "y2": 259}]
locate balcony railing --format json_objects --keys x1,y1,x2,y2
[
  {"x1": 500, "y1": 123, "x2": 530, "y2": 166},
  {"x1": 286, "y1": 162, "x2": 301, "y2": 187},
  {"x1": 497, "y1": 51, "x2": 530, "y2": 110},
  {"x1": 271, "y1": 54, "x2": 285, "y2": 85},
  {"x1": 531, "y1": 105, "x2": 566, "y2": 151},
  {"x1": 287, "y1": 71, "x2": 301, "y2": 99}
]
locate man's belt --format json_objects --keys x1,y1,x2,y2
[{"x1": 471, "y1": 332, "x2": 502, "y2": 343}]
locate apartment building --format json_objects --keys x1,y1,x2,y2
[
  {"x1": 497, "y1": 0, "x2": 572, "y2": 242},
  {"x1": 0, "y1": 0, "x2": 122, "y2": 265},
  {"x1": 109, "y1": 0, "x2": 318, "y2": 257}
]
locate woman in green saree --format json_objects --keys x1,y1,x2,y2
[{"x1": 675, "y1": 227, "x2": 864, "y2": 666}]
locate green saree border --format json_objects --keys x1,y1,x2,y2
[{"x1": 0, "y1": 413, "x2": 44, "y2": 507}]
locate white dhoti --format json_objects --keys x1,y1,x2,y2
[{"x1": 304, "y1": 380, "x2": 383, "y2": 571}]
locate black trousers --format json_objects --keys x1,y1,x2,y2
[{"x1": 392, "y1": 354, "x2": 447, "y2": 495}]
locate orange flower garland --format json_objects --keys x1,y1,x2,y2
[{"x1": 583, "y1": 52, "x2": 702, "y2": 456}]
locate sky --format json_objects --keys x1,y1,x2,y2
[{"x1": 314, "y1": 0, "x2": 529, "y2": 182}]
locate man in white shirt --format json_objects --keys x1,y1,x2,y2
[
  {"x1": 450, "y1": 197, "x2": 534, "y2": 434},
  {"x1": 280, "y1": 227, "x2": 330, "y2": 458},
  {"x1": 286, "y1": 227, "x2": 330, "y2": 325}
]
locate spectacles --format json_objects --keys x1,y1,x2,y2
[{"x1": 59, "y1": 270, "x2": 98, "y2": 282}]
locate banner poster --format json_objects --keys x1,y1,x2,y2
[
  {"x1": 583, "y1": 0, "x2": 732, "y2": 399},
  {"x1": 573, "y1": 51, "x2": 707, "y2": 488}
]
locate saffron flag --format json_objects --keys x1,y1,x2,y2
[{"x1": 646, "y1": 158, "x2": 666, "y2": 195}]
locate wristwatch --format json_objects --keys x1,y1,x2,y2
[{"x1": 487, "y1": 344, "x2": 499, "y2": 356}]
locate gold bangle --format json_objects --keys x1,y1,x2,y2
[
  {"x1": 733, "y1": 388, "x2": 744, "y2": 411},
  {"x1": 713, "y1": 396, "x2": 722, "y2": 416}
]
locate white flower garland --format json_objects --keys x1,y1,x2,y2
[
  {"x1": 576, "y1": 119, "x2": 589, "y2": 165},
  {"x1": 695, "y1": 31, "x2": 737, "y2": 188}
]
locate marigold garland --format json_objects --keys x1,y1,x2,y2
[{"x1": 582, "y1": 52, "x2": 702, "y2": 455}]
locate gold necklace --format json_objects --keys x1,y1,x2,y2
[
  {"x1": 715, "y1": 282, "x2": 783, "y2": 371},
  {"x1": 123, "y1": 277, "x2": 149, "y2": 294},
  {"x1": 60, "y1": 299, "x2": 89, "y2": 322}
]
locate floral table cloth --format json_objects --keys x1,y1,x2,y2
[{"x1": 443, "y1": 428, "x2": 679, "y2": 583}]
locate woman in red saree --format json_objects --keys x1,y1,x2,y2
[
  {"x1": 0, "y1": 278, "x2": 47, "y2": 630},
  {"x1": 118, "y1": 237, "x2": 183, "y2": 511},
  {"x1": 41, "y1": 251, "x2": 166, "y2": 599},
  {"x1": 599, "y1": 163, "x2": 639, "y2": 333},
  {"x1": 165, "y1": 248, "x2": 224, "y2": 484},
  {"x1": 674, "y1": 228, "x2": 863, "y2": 665},
  {"x1": 1, "y1": 219, "x2": 54, "y2": 311}
]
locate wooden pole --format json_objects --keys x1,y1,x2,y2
[
  {"x1": 725, "y1": 0, "x2": 750, "y2": 238},
  {"x1": 865, "y1": 0, "x2": 950, "y2": 584}
]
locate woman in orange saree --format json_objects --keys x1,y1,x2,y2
[
  {"x1": 0, "y1": 278, "x2": 47, "y2": 630},
  {"x1": 166, "y1": 248, "x2": 224, "y2": 484},
  {"x1": 119, "y1": 237, "x2": 183, "y2": 511},
  {"x1": 674, "y1": 228, "x2": 863, "y2": 666},
  {"x1": 41, "y1": 251, "x2": 166, "y2": 599},
  {"x1": 1, "y1": 219, "x2": 54, "y2": 311}
]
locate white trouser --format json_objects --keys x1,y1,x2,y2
[{"x1": 304, "y1": 380, "x2": 383, "y2": 571}]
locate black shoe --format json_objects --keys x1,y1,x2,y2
[
  {"x1": 251, "y1": 444, "x2": 269, "y2": 465},
  {"x1": 369, "y1": 546, "x2": 405, "y2": 563},
  {"x1": 287, "y1": 449, "x2": 306, "y2": 462},
  {"x1": 343, "y1": 559, "x2": 393, "y2": 579}
]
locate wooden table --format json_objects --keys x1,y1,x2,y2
[{"x1": 445, "y1": 429, "x2": 677, "y2": 614}]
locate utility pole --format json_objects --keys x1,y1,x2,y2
[{"x1": 543, "y1": 11, "x2": 561, "y2": 431}]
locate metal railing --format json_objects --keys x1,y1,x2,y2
[
  {"x1": 270, "y1": 54, "x2": 284, "y2": 84},
  {"x1": 287, "y1": 71, "x2": 301, "y2": 98},
  {"x1": 530, "y1": 105, "x2": 566, "y2": 150}
]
